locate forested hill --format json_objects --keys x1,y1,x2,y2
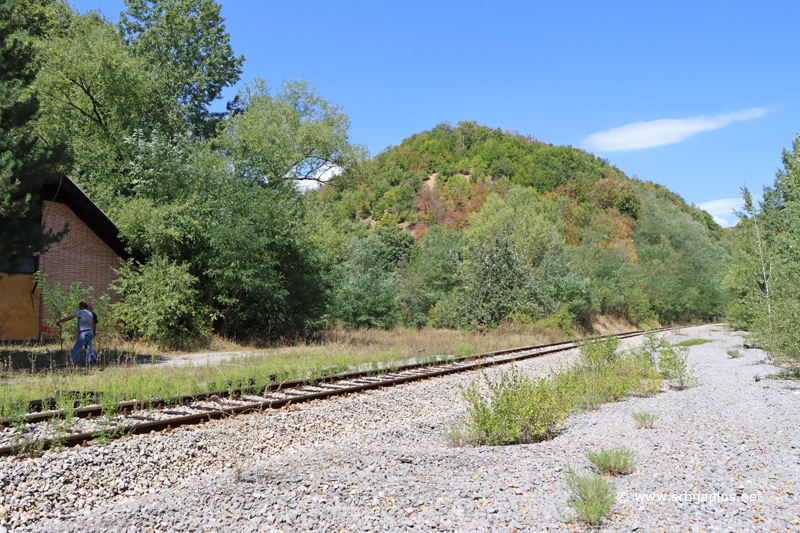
[
  {"x1": 323, "y1": 121, "x2": 720, "y2": 236},
  {"x1": 317, "y1": 121, "x2": 728, "y2": 330}
]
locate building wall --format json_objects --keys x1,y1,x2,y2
[
  {"x1": 0, "y1": 274, "x2": 40, "y2": 340},
  {"x1": 38, "y1": 201, "x2": 121, "y2": 339}
]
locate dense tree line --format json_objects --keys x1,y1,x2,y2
[
  {"x1": 3, "y1": 1, "x2": 731, "y2": 347},
  {"x1": 725, "y1": 134, "x2": 800, "y2": 363}
]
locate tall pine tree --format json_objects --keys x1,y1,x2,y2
[{"x1": 0, "y1": 0, "x2": 68, "y2": 270}]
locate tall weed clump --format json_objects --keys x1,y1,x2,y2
[
  {"x1": 459, "y1": 366, "x2": 569, "y2": 446},
  {"x1": 552, "y1": 335, "x2": 634, "y2": 410},
  {"x1": 560, "y1": 466, "x2": 615, "y2": 527},
  {"x1": 579, "y1": 335, "x2": 621, "y2": 367},
  {"x1": 586, "y1": 445, "x2": 637, "y2": 475},
  {"x1": 633, "y1": 332, "x2": 696, "y2": 389}
]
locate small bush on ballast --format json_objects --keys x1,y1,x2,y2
[
  {"x1": 560, "y1": 465, "x2": 615, "y2": 527},
  {"x1": 586, "y1": 445, "x2": 637, "y2": 475},
  {"x1": 459, "y1": 366, "x2": 569, "y2": 446},
  {"x1": 579, "y1": 335, "x2": 621, "y2": 367}
]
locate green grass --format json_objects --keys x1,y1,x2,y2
[
  {"x1": 766, "y1": 369, "x2": 800, "y2": 379},
  {"x1": 631, "y1": 412, "x2": 657, "y2": 429},
  {"x1": 672, "y1": 338, "x2": 713, "y2": 347},
  {"x1": 0, "y1": 325, "x2": 578, "y2": 420},
  {"x1": 560, "y1": 466, "x2": 615, "y2": 527},
  {"x1": 727, "y1": 349, "x2": 742, "y2": 358},
  {"x1": 586, "y1": 445, "x2": 637, "y2": 475}
]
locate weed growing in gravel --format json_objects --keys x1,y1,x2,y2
[
  {"x1": 727, "y1": 349, "x2": 742, "y2": 358},
  {"x1": 442, "y1": 421, "x2": 469, "y2": 447},
  {"x1": 661, "y1": 348, "x2": 697, "y2": 389},
  {"x1": 230, "y1": 448, "x2": 253, "y2": 482},
  {"x1": 632, "y1": 412, "x2": 657, "y2": 429},
  {"x1": 673, "y1": 339, "x2": 713, "y2": 347},
  {"x1": 586, "y1": 445, "x2": 637, "y2": 475},
  {"x1": 10, "y1": 412, "x2": 30, "y2": 455},
  {"x1": 578, "y1": 336, "x2": 621, "y2": 367},
  {"x1": 559, "y1": 466, "x2": 615, "y2": 527},
  {"x1": 50, "y1": 392, "x2": 77, "y2": 450},
  {"x1": 448, "y1": 330, "x2": 693, "y2": 448},
  {"x1": 457, "y1": 366, "x2": 569, "y2": 446},
  {"x1": 635, "y1": 332, "x2": 697, "y2": 389}
]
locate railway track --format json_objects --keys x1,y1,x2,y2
[{"x1": 0, "y1": 327, "x2": 677, "y2": 455}]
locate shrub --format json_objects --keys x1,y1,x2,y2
[
  {"x1": 330, "y1": 234, "x2": 400, "y2": 329},
  {"x1": 33, "y1": 272, "x2": 107, "y2": 349},
  {"x1": 560, "y1": 466, "x2": 615, "y2": 527},
  {"x1": 586, "y1": 445, "x2": 637, "y2": 475},
  {"x1": 579, "y1": 335, "x2": 621, "y2": 367},
  {"x1": 459, "y1": 366, "x2": 569, "y2": 446},
  {"x1": 632, "y1": 412, "x2": 657, "y2": 429},
  {"x1": 552, "y1": 354, "x2": 641, "y2": 412},
  {"x1": 534, "y1": 305, "x2": 576, "y2": 336},
  {"x1": 658, "y1": 344, "x2": 696, "y2": 389},
  {"x1": 112, "y1": 256, "x2": 211, "y2": 349},
  {"x1": 442, "y1": 420, "x2": 469, "y2": 447},
  {"x1": 631, "y1": 331, "x2": 696, "y2": 389},
  {"x1": 615, "y1": 350, "x2": 662, "y2": 397}
]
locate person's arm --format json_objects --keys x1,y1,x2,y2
[{"x1": 57, "y1": 314, "x2": 76, "y2": 326}]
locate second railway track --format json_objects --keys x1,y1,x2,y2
[{"x1": 0, "y1": 327, "x2": 677, "y2": 455}]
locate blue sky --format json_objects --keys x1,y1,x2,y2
[{"x1": 71, "y1": 0, "x2": 799, "y2": 227}]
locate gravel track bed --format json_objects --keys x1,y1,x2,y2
[{"x1": 2, "y1": 325, "x2": 798, "y2": 532}]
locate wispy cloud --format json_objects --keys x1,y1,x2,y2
[
  {"x1": 696, "y1": 198, "x2": 745, "y2": 228},
  {"x1": 583, "y1": 108, "x2": 772, "y2": 152}
]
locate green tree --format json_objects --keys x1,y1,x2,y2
[
  {"x1": 397, "y1": 225, "x2": 462, "y2": 326},
  {"x1": 119, "y1": 0, "x2": 244, "y2": 134},
  {"x1": 726, "y1": 135, "x2": 800, "y2": 360},
  {"x1": 431, "y1": 232, "x2": 528, "y2": 330},
  {"x1": 632, "y1": 190, "x2": 728, "y2": 323},
  {"x1": 330, "y1": 234, "x2": 399, "y2": 329},
  {"x1": 32, "y1": 10, "x2": 159, "y2": 201},
  {"x1": 112, "y1": 128, "x2": 329, "y2": 340},
  {"x1": 219, "y1": 77, "x2": 368, "y2": 189},
  {"x1": 465, "y1": 188, "x2": 562, "y2": 269},
  {"x1": 0, "y1": 0, "x2": 68, "y2": 268},
  {"x1": 199, "y1": 183, "x2": 328, "y2": 338},
  {"x1": 725, "y1": 186, "x2": 773, "y2": 338}
]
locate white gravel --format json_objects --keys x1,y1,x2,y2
[{"x1": 2, "y1": 325, "x2": 798, "y2": 532}]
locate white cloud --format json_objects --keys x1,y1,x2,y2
[
  {"x1": 696, "y1": 198, "x2": 744, "y2": 228},
  {"x1": 583, "y1": 108, "x2": 772, "y2": 152}
]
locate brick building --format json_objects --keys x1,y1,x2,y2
[{"x1": 0, "y1": 176, "x2": 139, "y2": 341}]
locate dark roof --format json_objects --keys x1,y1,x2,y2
[{"x1": 40, "y1": 175, "x2": 144, "y2": 262}]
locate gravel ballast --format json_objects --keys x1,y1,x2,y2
[{"x1": 2, "y1": 325, "x2": 798, "y2": 532}]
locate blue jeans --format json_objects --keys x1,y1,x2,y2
[
  {"x1": 83, "y1": 336, "x2": 97, "y2": 365},
  {"x1": 70, "y1": 330, "x2": 94, "y2": 365}
]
